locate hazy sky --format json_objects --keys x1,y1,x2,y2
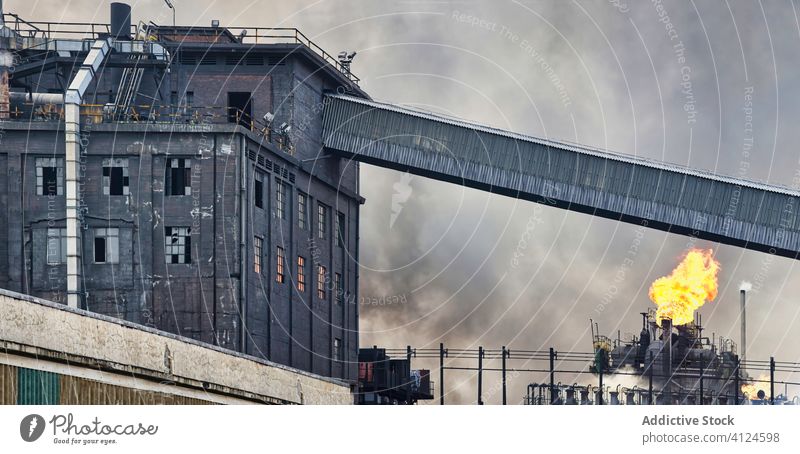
[{"x1": 9, "y1": 0, "x2": 800, "y2": 403}]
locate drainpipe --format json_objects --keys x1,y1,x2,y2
[
  {"x1": 239, "y1": 134, "x2": 248, "y2": 353},
  {"x1": 64, "y1": 38, "x2": 112, "y2": 308}
]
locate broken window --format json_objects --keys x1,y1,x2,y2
[
  {"x1": 93, "y1": 228, "x2": 119, "y2": 264},
  {"x1": 165, "y1": 158, "x2": 192, "y2": 196},
  {"x1": 165, "y1": 226, "x2": 192, "y2": 264},
  {"x1": 36, "y1": 158, "x2": 64, "y2": 196},
  {"x1": 254, "y1": 172, "x2": 264, "y2": 209},
  {"x1": 102, "y1": 158, "x2": 129, "y2": 196}
]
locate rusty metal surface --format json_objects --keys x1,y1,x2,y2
[{"x1": 323, "y1": 94, "x2": 800, "y2": 258}]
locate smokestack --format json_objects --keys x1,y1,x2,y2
[
  {"x1": 110, "y1": 3, "x2": 132, "y2": 40},
  {"x1": 662, "y1": 318, "x2": 673, "y2": 382},
  {"x1": 740, "y1": 288, "x2": 747, "y2": 371}
]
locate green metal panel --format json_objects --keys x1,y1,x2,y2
[{"x1": 17, "y1": 367, "x2": 61, "y2": 405}]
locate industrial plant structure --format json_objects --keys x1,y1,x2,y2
[
  {"x1": 0, "y1": 2, "x2": 363, "y2": 381},
  {"x1": 3, "y1": 2, "x2": 800, "y2": 405}
]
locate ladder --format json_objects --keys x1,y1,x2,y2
[{"x1": 114, "y1": 53, "x2": 145, "y2": 119}]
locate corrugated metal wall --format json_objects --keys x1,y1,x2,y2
[
  {"x1": 323, "y1": 95, "x2": 800, "y2": 258},
  {"x1": 0, "y1": 364, "x2": 16, "y2": 405},
  {"x1": 0, "y1": 365, "x2": 212, "y2": 405}
]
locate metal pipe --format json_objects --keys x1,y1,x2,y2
[
  {"x1": 770, "y1": 357, "x2": 775, "y2": 405},
  {"x1": 734, "y1": 355, "x2": 740, "y2": 405},
  {"x1": 64, "y1": 38, "x2": 112, "y2": 308},
  {"x1": 662, "y1": 318, "x2": 672, "y2": 385}
]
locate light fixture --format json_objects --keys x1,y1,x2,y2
[
  {"x1": 238, "y1": 29, "x2": 247, "y2": 41},
  {"x1": 263, "y1": 112, "x2": 274, "y2": 124},
  {"x1": 211, "y1": 19, "x2": 220, "y2": 28}
]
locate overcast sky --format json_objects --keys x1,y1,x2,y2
[{"x1": 10, "y1": 0, "x2": 800, "y2": 404}]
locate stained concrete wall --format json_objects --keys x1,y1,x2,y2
[{"x1": 0, "y1": 288, "x2": 352, "y2": 404}]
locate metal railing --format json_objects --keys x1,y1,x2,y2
[
  {"x1": 0, "y1": 103, "x2": 295, "y2": 155},
  {"x1": 2, "y1": 14, "x2": 359, "y2": 84}
]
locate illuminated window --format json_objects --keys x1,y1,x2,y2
[
  {"x1": 254, "y1": 236, "x2": 263, "y2": 274},
  {"x1": 297, "y1": 256, "x2": 306, "y2": 292},
  {"x1": 276, "y1": 246, "x2": 285, "y2": 283}
]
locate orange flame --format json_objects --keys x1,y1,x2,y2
[
  {"x1": 741, "y1": 374, "x2": 771, "y2": 400},
  {"x1": 648, "y1": 248, "x2": 720, "y2": 326}
]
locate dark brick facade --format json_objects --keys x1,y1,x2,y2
[{"x1": 0, "y1": 37, "x2": 364, "y2": 382}]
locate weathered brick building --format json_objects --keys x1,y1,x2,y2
[{"x1": 0, "y1": 3, "x2": 364, "y2": 381}]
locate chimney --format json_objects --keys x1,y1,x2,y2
[
  {"x1": 110, "y1": 3, "x2": 132, "y2": 40},
  {"x1": 662, "y1": 318, "x2": 673, "y2": 382}
]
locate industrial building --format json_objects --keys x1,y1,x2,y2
[{"x1": 0, "y1": 2, "x2": 363, "y2": 381}]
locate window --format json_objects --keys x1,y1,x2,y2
[
  {"x1": 254, "y1": 172, "x2": 264, "y2": 209},
  {"x1": 335, "y1": 212, "x2": 345, "y2": 247},
  {"x1": 254, "y1": 236, "x2": 263, "y2": 274},
  {"x1": 165, "y1": 158, "x2": 192, "y2": 196},
  {"x1": 102, "y1": 158, "x2": 129, "y2": 196},
  {"x1": 276, "y1": 180, "x2": 287, "y2": 220},
  {"x1": 93, "y1": 228, "x2": 119, "y2": 264},
  {"x1": 333, "y1": 338, "x2": 342, "y2": 361},
  {"x1": 46, "y1": 228, "x2": 67, "y2": 265},
  {"x1": 165, "y1": 227, "x2": 191, "y2": 264},
  {"x1": 317, "y1": 265, "x2": 327, "y2": 299},
  {"x1": 297, "y1": 256, "x2": 306, "y2": 292},
  {"x1": 298, "y1": 193, "x2": 307, "y2": 229},
  {"x1": 276, "y1": 246, "x2": 285, "y2": 283},
  {"x1": 185, "y1": 91, "x2": 194, "y2": 106},
  {"x1": 36, "y1": 158, "x2": 64, "y2": 196},
  {"x1": 334, "y1": 273, "x2": 343, "y2": 305},
  {"x1": 317, "y1": 203, "x2": 327, "y2": 240}
]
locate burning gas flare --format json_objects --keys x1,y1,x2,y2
[
  {"x1": 741, "y1": 374, "x2": 771, "y2": 400},
  {"x1": 648, "y1": 248, "x2": 720, "y2": 326}
]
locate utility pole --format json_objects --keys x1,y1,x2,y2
[
  {"x1": 770, "y1": 357, "x2": 775, "y2": 405},
  {"x1": 549, "y1": 347, "x2": 556, "y2": 405},
  {"x1": 406, "y1": 345, "x2": 412, "y2": 405},
  {"x1": 477, "y1": 346, "x2": 484, "y2": 405},
  {"x1": 439, "y1": 342, "x2": 445, "y2": 405},
  {"x1": 501, "y1": 346, "x2": 508, "y2": 405}
]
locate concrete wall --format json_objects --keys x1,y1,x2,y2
[{"x1": 0, "y1": 288, "x2": 352, "y2": 404}]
